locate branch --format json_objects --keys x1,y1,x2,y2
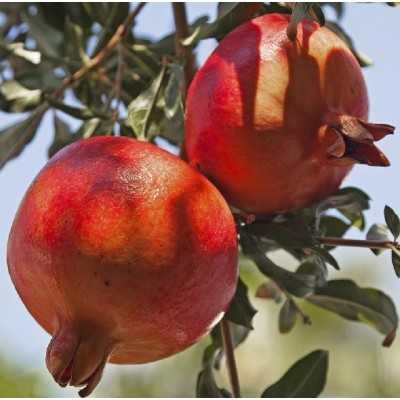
[
  {"x1": 53, "y1": 2, "x2": 146, "y2": 98},
  {"x1": 172, "y1": 2, "x2": 196, "y2": 96},
  {"x1": 317, "y1": 236, "x2": 400, "y2": 250},
  {"x1": 220, "y1": 319, "x2": 241, "y2": 397}
]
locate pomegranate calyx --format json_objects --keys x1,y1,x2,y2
[
  {"x1": 325, "y1": 115, "x2": 394, "y2": 167},
  {"x1": 46, "y1": 323, "x2": 114, "y2": 397}
]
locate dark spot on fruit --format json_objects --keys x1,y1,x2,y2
[{"x1": 104, "y1": 280, "x2": 110, "y2": 287}]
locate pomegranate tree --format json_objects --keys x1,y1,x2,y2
[
  {"x1": 1, "y1": 3, "x2": 399, "y2": 398},
  {"x1": 184, "y1": 13, "x2": 394, "y2": 215},
  {"x1": 7, "y1": 136, "x2": 238, "y2": 396}
]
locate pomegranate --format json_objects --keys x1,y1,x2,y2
[
  {"x1": 7, "y1": 136, "x2": 238, "y2": 396},
  {"x1": 184, "y1": 13, "x2": 394, "y2": 215}
]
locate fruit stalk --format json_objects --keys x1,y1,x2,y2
[
  {"x1": 220, "y1": 319, "x2": 241, "y2": 397},
  {"x1": 317, "y1": 236, "x2": 399, "y2": 250}
]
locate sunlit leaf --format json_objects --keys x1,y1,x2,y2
[
  {"x1": 0, "y1": 42, "x2": 41, "y2": 64},
  {"x1": 366, "y1": 223, "x2": 391, "y2": 255},
  {"x1": 127, "y1": 66, "x2": 166, "y2": 140},
  {"x1": 262, "y1": 350, "x2": 328, "y2": 397},
  {"x1": 0, "y1": 80, "x2": 42, "y2": 112}
]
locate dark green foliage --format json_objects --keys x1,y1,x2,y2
[{"x1": 262, "y1": 350, "x2": 328, "y2": 397}]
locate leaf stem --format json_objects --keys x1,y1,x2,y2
[
  {"x1": 171, "y1": 2, "x2": 196, "y2": 97},
  {"x1": 220, "y1": 319, "x2": 241, "y2": 397},
  {"x1": 317, "y1": 236, "x2": 399, "y2": 250}
]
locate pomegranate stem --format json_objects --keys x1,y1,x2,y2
[
  {"x1": 317, "y1": 236, "x2": 399, "y2": 250},
  {"x1": 220, "y1": 319, "x2": 241, "y2": 397}
]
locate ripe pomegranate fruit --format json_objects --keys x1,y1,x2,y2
[
  {"x1": 7, "y1": 136, "x2": 238, "y2": 396},
  {"x1": 184, "y1": 13, "x2": 394, "y2": 215}
]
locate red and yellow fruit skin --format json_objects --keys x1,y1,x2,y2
[
  {"x1": 185, "y1": 13, "x2": 392, "y2": 215},
  {"x1": 7, "y1": 136, "x2": 238, "y2": 395}
]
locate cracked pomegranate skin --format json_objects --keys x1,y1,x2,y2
[
  {"x1": 7, "y1": 136, "x2": 238, "y2": 396},
  {"x1": 185, "y1": 13, "x2": 393, "y2": 215}
]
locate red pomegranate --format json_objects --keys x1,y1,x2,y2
[
  {"x1": 184, "y1": 13, "x2": 394, "y2": 215},
  {"x1": 7, "y1": 136, "x2": 238, "y2": 396}
]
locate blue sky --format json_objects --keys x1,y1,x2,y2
[{"x1": 0, "y1": 1, "x2": 399, "y2": 374}]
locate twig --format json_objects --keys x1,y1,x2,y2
[
  {"x1": 111, "y1": 43, "x2": 125, "y2": 126},
  {"x1": 220, "y1": 319, "x2": 241, "y2": 397},
  {"x1": 317, "y1": 237, "x2": 400, "y2": 250},
  {"x1": 52, "y1": 2, "x2": 146, "y2": 98},
  {"x1": 172, "y1": 2, "x2": 196, "y2": 96}
]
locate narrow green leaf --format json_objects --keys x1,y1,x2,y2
[
  {"x1": 262, "y1": 350, "x2": 328, "y2": 397},
  {"x1": 367, "y1": 224, "x2": 391, "y2": 255},
  {"x1": 241, "y1": 234, "x2": 316, "y2": 297},
  {"x1": 127, "y1": 66, "x2": 166, "y2": 140},
  {"x1": 196, "y1": 361, "x2": 230, "y2": 397},
  {"x1": 392, "y1": 251, "x2": 400, "y2": 278},
  {"x1": 384, "y1": 205, "x2": 400, "y2": 240},
  {"x1": 307, "y1": 279, "x2": 398, "y2": 346},
  {"x1": 311, "y1": 247, "x2": 340, "y2": 270},
  {"x1": 0, "y1": 106, "x2": 46, "y2": 169},
  {"x1": 78, "y1": 118, "x2": 101, "y2": 139},
  {"x1": 46, "y1": 96, "x2": 103, "y2": 120},
  {"x1": 279, "y1": 300, "x2": 298, "y2": 334},
  {"x1": 22, "y1": 9, "x2": 63, "y2": 58},
  {"x1": 48, "y1": 114, "x2": 74, "y2": 158},
  {"x1": 224, "y1": 278, "x2": 257, "y2": 329}
]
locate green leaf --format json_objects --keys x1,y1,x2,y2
[
  {"x1": 392, "y1": 251, "x2": 400, "y2": 278},
  {"x1": 48, "y1": 114, "x2": 74, "y2": 158},
  {"x1": 279, "y1": 299, "x2": 298, "y2": 334},
  {"x1": 182, "y1": 3, "x2": 261, "y2": 46},
  {"x1": 217, "y1": 3, "x2": 239, "y2": 18},
  {"x1": 46, "y1": 96, "x2": 104, "y2": 120},
  {"x1": 366, "y1": 224, "x2": 391, "y2": 255},
  {"x1": 22, "y1": 9, "x2": 63, "y2": 58},
  {"x1": 241, "y1": 235, "x2": 316, "y2": 297},
  {"x1": 127, "y1": 66, "x2": 166, "y2": 140},
  {"x1": 326, "y1": 21, "x2": 373, "y2": 67},
  {"x1": 0, "y1": 80, "x2": 42, "y2": 112},
  {"x1": 262, "y1": 350, "x2": 328, "y2": 397},
  {"x1": 196, "y1": 359, "x2": 230, "y2": 397},
  {"x1": 0, "y1": 106, "x2": 46, "y2": 169},
  {"x1": 316, "y1": 187, "x2": 370, "y2": 230},
  {"x1": 311, "y1": 247, "x2": 340, "y2": 270},
  {"x1": 296, "y1": 257, "x2": 328, "y2": 287},
  {"x1": 77, "y1": 118, "x2": 101, "y2": 139},
  {"x1": 307, "y1": 279, "x2": 398, "y2": 346},
  {"x1": 319, "y1": 216, "x2": 350, "y2": 242},
  {"x1": 224, "y1": 278, "x2": 257, "y2": 329},
  {"x1": 243, "y1": 218, "x2": 315, "y2": 249},
  {"x1": 384, "y1": 205, "x2": 400, "y2": 240}
]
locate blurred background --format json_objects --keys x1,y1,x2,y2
[{"x1": 0, "y1": 2, "x2": 399, "y2": 397}]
